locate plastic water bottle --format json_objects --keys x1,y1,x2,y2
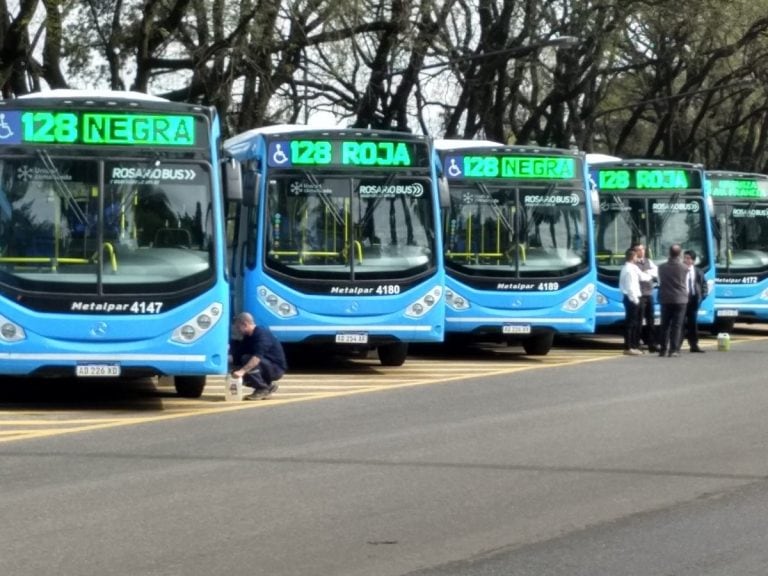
[
  {"x1": 225, "y1": 373, "x2": 243, "y2": 401},
  {"x1": 717, "y1": 332, "x2": 731, "y2": 352}
]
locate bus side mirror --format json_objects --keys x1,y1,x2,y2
[
  {"x1": 590, "y1": 186, "x2": 600, "y2": 215},
  {"x1": 438, "y1": 176, "x2": 450, "y2": 209},
  {"x1": 242, "y1": 168, "x2": 260, "y2": 208},
  {"x1": 588, "y1": 176, "x2": 601, "y2": 216},
  {"x1": 223, "y1": 159, "x2": 243, "y2": 202}
]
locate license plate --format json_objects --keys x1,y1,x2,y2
[
  {"x1": 717, "y1": 309, "x2": 738, "y2": 317},
  {"x1": 76, "y1": 363, "x2": 121, "y2": 377},
  {"x1": 335, "y1": 332, "x2": 368, "y2": 344},
  {"x1": 502, "y1": 324, "x2": 531, "y2": 334}
]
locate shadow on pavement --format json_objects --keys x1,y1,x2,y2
[{"x1": 0, "y1": 376, "x2": 166, "y2": 411}]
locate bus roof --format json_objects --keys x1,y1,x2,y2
[
  {"x1": 589, "y1": 158, "x2": 704, "y2": 170},
  {"x1": 16, "y1": 89, "x2": 168, "y2": 102},
  {"x1": 705, "y1": 169, "x2": 768, "y2": 180},
  {"x1": 224, "y1": 124, "x2": 429, "y2": 158},
  {"x1": 434, "y1": 138, "x2": 505, "y2": 150},
  {"x1": 436, "y1": 139, "x2": 582, "y2": 157},
  {"x1": 586, "y1": 153, "x2": 621, "y2": 164}
]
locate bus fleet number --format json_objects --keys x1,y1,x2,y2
[
  {"x1": 375, "y1": 285, "x2": 401, "y2": 295},
  {"x1": 130, "y1": 301, "x2": 164, "y2": 314}
]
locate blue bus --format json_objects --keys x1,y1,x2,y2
[
  {"x1": 588, "y1": 158, "x2": 716, "y2": 328},
  {"x1": 224, "y1": 125, "x2": 446, "y2": 366},
  {"x1": 706, "y1": 170, "x2": 768, "y2": 332},
  {"x1": 435, "y1": 140, "x2": 598, "y2": 355},
  {"x1": 0, "y1": 90, "x2": 237, "y2": 397}
]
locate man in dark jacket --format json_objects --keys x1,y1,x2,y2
[
  {"x1": 656, "y1": 244, "x2": 689, "y2": 357},
  {"x1": 681, "y1": 249, "x2": 708, "y2": 353},
  {"x1": 230, "y1": 312, "x2": 287, "y2": 400}
]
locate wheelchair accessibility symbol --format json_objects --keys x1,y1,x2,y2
[
  {"x1": 268, "y1": 141, "x2": 291, "y2": 167},
  {"x1": 0, "y1": 111, "x2": 22, "y2": 145},
  {"x1": 0, "y1": 114, "x2": 15, "y2": 140},
  {"x1": 444, "y1": 156, "x2": 463, "y2": 179}
]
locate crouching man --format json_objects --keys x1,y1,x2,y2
[{"x1": 230, "y1": 312, "x2": 287, "y2": 400}]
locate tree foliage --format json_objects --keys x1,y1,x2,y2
[{"x1": 2, "y1": 0, "x2": 768, "y2": 170}]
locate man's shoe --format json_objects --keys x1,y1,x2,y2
[
  {"x1": 244, "y1": 388, "x2": 273, "y2": 401},
  {"x1": 669, "y1": 352, "x2": 680, "y2": 357},
  {"x1": 648, "y1": 346, "x2": 659, "y2": 353},
  {"x1": 268, "y1": 382, "x2": 279, "y2": 394},
  {"x1": 690, "y1": 347, "x2": 706, "y2": 353},
  {"x1": 623, "y1": 349, "x2": 642, "y2": 356},
  {"x1": 658, "y1": 350, "x2": 666, "y2": 357}
]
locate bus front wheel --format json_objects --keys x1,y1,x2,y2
[
  {"x1": 174, "y1": 376, "x2": 207, "y2": 398},
  {"x1": 522, "y1": 333, "x2": 554, "y2": 356},
  {"x1": 378, "y1": 343, "x2": 408, "y2": 366},
  {"x1": 712, "y1": 318, "x2": 735, "y2": 335}
]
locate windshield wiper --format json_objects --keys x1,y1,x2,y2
[
  {"x1": 302, "y1": 171, "x2": 345, "y2": 228},
  {"x1": 36, "y1": 150, "x2": 88, "y2": 226},
  {"x1": 475, "y1": 182, "x2": 514, "y2": 232},
  {"x1": 657, "y1": 191, "x2": 683, "y2": 235},
  {"x1": 519, "y1": 183, "x2": 557, "y2": 242},
  {"x1": 356, "y1": 172, "x2": 397, "y2": 231},
  {"x1": 611, "y1": 194, "x2": 646, "y2": 241}
]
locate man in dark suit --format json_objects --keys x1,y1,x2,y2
[
  {"x1": 657, "y1": 243, "x2": 689, "y2": 357},
  {"x1": 681, "y1": 249, "x2": 708, "y2": 353}
]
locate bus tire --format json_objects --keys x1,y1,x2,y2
[
  {"x1": 712, "y1": 318, "x2": 735, "y2": 335},
  {"x1": 174, "y1": 376, "x2": 207, "y2": 398},
  {"x1": 522, "y1": 332, "x2": 554, "y2": 356},
  {"x1": 378, "y1": 343, "x2": 408, "y2": 366}
]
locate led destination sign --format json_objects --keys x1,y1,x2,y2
[
  {"x1": 267, "y1": 139, "x2": 428, "y2": 168},
  {"x1": 595, "y1": 168, "x2": 701, "y2": 191},
  {"x1": 0, "y1": 110, "x2": 196, "y2": 147},
  {"x1": 708, "y1": 178, "x2": 768, "y2": 199},
  {"x1": 443, "y1": 154, "x2": 577, "y2": 180}
]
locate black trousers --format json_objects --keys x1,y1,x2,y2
[
  {"x1": 681, "y1": 296, "x2": 701, "y2": 349},
  {"x1": 238, "y1": 354, "x2": 284, "y2": 390},
  {"x1": 638, "y1": 294, "x2": 657, "y2": 349},
  {"x1": 659, "y1": 303, "x2": 686, "y2": 354},
  {"x1": 623, "y1": 295, "x2": 642, "y2": 351}
]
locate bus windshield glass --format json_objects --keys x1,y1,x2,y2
[
  {"x1": 596, "y1": 193, "x2": 710, "y2": 275},
  {"x1": 264, "y1": 173, "x2": 435, "y2": 279},
  {"x1": 444, "y1": 182, "x2": 589, "y2": 278},
  {"x1": 707, "y1": 175, "x2": 768, "y2": 273},
  {"x1": 0, "y1": 155, "x2": 215, "y2": 294}
]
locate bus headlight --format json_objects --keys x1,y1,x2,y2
[
  {"x1": 405, "y1": 286, "x2": 443, "y2": 318},
  {"x1": 258, "y1": 285, "x2": 297, "y2": 318},
  {"x1": 445, "y1": 288, "x2": 470, "y2": 311},
  {"x1": 562, "y1": 283, "x2": 595, "y2": 312},
  {"x1": 179, "y1": 325, "x2": 196, "y2": 340},
  {"x1": 0, "y1": 315, "x2": 25, "y2": 342},
  {"x1": 596, "y1": 292, "x2": 608, "y2": 306},
  {"x1": 171, "y1": 302, "x2": 224, "y2": 344}
]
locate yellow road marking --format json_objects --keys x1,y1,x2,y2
[{"x1": 1, "y1": 335, "x2": 765, "y2": 443}]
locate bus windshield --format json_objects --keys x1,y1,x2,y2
[
  {"x1": 263, "y1": 172, "x2": 435, "y2": 279},
  {"x1": 596, "y1": 193, "x2": 710, "y2": 275},
  {"x1": 0, "y1": 155, "x2": 215, "y2": 294},
  {"x1": 444, "y1": 182, "x2": 589, "y2": 278},
  {"x1": 714, "y1": 202, "x2": 768, "y2": 273}
]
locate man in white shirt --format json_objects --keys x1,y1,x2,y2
[
  {"x1": 681, "y1": 249, "x2": 707, "y2": 353},
  {"x1": 619, "y1": 247, "x2": 654, "y2": 355},
  {"x1": 632, "y1": 241, "x2": 659, "y2": 351}
]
